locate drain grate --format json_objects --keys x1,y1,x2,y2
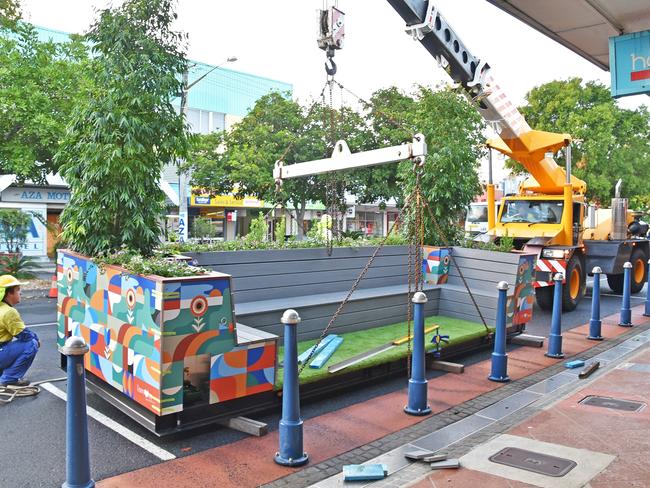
[
  {"x1": 489, "y1": 447, "x2": 577, "y2": 477},
  {"x1": 580, "y1": 395, "x2": 645, "y2": 412}
]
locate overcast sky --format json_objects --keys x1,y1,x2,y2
[{"x1": 20, "y1": 0, "x2": 648, "y2": 182}]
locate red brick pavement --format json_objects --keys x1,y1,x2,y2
[{"x1": 98, "y1": 309, "x2": 643, "y2": 488}]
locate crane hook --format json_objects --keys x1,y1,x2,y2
[{"x1": 325, "y1": 56, "x2": 337, "y2": 76}]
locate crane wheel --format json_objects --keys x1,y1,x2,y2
[
  {"x1": 607, "y1": 248, "x2": 648, "y2": 294},
  {"x1": 630, "y1": 248, "x2": 647, "y2": 294},
  {"x1": 562, "y1": 256, "x2": 584, "y2": 311}
]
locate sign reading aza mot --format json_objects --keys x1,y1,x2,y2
[{"x1": 610, "y1": 29, "x2": 650, "y2": 98}]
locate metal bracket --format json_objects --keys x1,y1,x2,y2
[
  {"x1": 273, "y1": 134, "x2": 427, "y2": 183},
  {"x1": 404, "y1": 0, "x2": 438, "y2": 41}
]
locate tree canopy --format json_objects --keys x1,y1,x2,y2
[
  {"x1": 187, "y1": 91, "x2": 372, "y2": 238},
  {"x1": 57, "y1": 0, "x2": 190, "y2": 256},
  {"x1": 510, "y1": 78, "x2": 650, "y2": 203},
  {"x1": 0, "y1": 21, "x2": 88, "y2": 182},
  {"x1": 188, "y1": 84, "x2": 485, "y2": 243}
]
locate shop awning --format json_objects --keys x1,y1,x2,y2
[
  {"x1": 0, "y1": 174, "x2": 16, "y2": 195},
  {"x1": 486, "y1": 0, "x2": 650, "y2": 70}
]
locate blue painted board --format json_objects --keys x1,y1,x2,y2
[
  {"x1": 309, "y1": 336, "x2": 344, "y2": 369},
  {"x1": 343, "y1": 464, "x2": 388, "y2": 481},
  {"x1": 298, "y1": 334, "x2": 338, "y2": 364},
  {"x1": 565, "y1": 359, "x2": 585, "y2": 369}
]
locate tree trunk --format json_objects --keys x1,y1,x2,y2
[{"x1": 292, "y1": 199, "x2": 307, "y2": 240}]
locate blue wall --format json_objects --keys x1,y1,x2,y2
[{"x1": 32, "y1": 25, "x2": 292, "y2": 116}]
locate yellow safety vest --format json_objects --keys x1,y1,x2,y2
[{"x1": 0, "y1": 302, "x2": 25, "y2": 343}]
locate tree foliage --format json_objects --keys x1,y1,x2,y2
[
  {"x1": 509, "y1": 78, "x2": 650, "y2": 203},
  {"x1": 188, "y1": 85, "x2": 484, "y2": 243},
  {"x1": 0, "y1": 21, "x2": 88, "y2": 182},
  {"x1": 57, "y1": 0, "x2": 189, "y2": 256},
  {"x1": 187, "y1": 91, "x2": 372, "y2": 238},
  {"x1": 366, "y1": 86, "x2": 486, "y2": 244}
]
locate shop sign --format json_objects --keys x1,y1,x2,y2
[
  {"x1": 0, "y1": 204, "x2": 46, "y2": 256},
  {"x1": 2, "y1": 186, "x2": 71, "y2": 204},
  {"x1": 190, "y1": 192, "x2": 264, "y2": 208},
  {"x1": 609, "y1": 30, "x2": 650, "y2": 98}
]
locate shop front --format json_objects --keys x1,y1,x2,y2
[
  {"x1": 190, "y1": 191, "x2": 265, "y2": 241},
  {"x1": 0, "y1": 184, "x2": 69, "y2": 258}
]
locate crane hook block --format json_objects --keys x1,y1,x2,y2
[
  {"x1": 317, "y1": 7, "x2": 345, "y2": 52},
  {"x1": 325, "y1": 57, "x2": 337, "y2": 76}
]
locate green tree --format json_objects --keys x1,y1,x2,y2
[
  {"x1": 0, "y1": 0, "x2": 21, "y2": 28},
  {"x1": 0, "y1": 208, "x2": 31, "y2": 253},
  {"x1": 508, "y1": 78, "x2": 650, "y2": 203},
  {"x1": 0, "y1": 22, "x2": 88, "y2": 182},
  {"x1": 57, "y1": 0, "x2": 189, "y2": 256},
  {"x1": 366, "y1": 85, "x2": 485, "y2": 244},
  {"x1": 187, "y1": 92, "x2": 372, "y2": 238}
]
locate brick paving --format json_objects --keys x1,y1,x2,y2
[{"x1": 98, "y1": 306, "x2": 649, "y2": 488}]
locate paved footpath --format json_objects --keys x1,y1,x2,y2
[{"x1": 99, "y1": 305, "x2": 650, "y2": 488}]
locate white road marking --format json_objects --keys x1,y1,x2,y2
[
  {"x1": 26, "y1": 322, "x2": 57, "y2": 328},
  {"x1": 40, "y1": 382, "x2": 176, "y2": 461}
]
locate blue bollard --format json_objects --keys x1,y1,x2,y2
[
  {"x1": 619, "y1": 261, "x2": 633, "y2": 327},
  {"x1": 588, "y1": 266, "x2": 604, "y2": 340},
  {"x1": 275, "y1": 309, "x2": 309, "y2": 467},
  {"x1": 61, "y1": 336, "x2": 94, "y2": 488},
  {"x1": 404, "y1": 292, "x2": 432, "y2": 416},
  {"x1": 546, "y1": 272, "x2": 565, "y2": 358},
  {"x1": 643, "y1": 259, "x2": 650, "y2": 317},
  {"x1": 489, "y1": 281, "x2": 510, "y2": 382}
]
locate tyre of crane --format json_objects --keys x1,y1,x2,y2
[
  {"x1": 607, "y1": 248, "x2": 648, "y2": 294},
  {"x1": 629, "y1": 247, "x2": 647, "y2": 294},
  {"x1": 562, "y1": 255, "x2": 585, "y2": 311},
  {"x1": 535, "y1": 286, "x2": 554, "y2": 311}
]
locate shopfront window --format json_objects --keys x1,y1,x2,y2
[{"x1": 346, "y1": 211, "x2": 384, "y2": 237}]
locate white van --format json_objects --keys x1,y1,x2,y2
[{"x1": 465, "y1": 201, "x2": 500, "y2": 236}]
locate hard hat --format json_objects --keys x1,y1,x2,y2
[{"x1": 0, "y1": 275, "x2": 27, "y2": 288}]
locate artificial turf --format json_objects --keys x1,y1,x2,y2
[{"x1": 276, "y1": 315, "x2": 493, "y2": 387}]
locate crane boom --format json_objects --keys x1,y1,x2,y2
[{"x1": 386, "y1": 0, "x2": 586, "y2": 196}]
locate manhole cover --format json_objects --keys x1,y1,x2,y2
[
  {"x1": 580, "y1": 395, "x2": 645, "y2": 412},
  {"x1": 489, "y1": 447, "x2": 577, "y2": 477}
]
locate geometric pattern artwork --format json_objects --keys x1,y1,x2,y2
[
  {"x1": 422, "y1": 246, "x2": 451, "y2": 285},
  {"x1": 509, "y1": 253, "x2": 536, "y2": 327},
  {"x1": 57, "y1": 250, "x2": 276, "y2": 416}
]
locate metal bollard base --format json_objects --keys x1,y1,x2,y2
[
  {"x1": 274, "y1": 452, "x2": 309, "y2": 467},
  {"x1": 62, "y1": 482, "x2": 95, "y2": 488},
  {"x1": 404, "y1": 405, "x2": 432, "y2": 416},
  {"x1": 488, "y1": 374, "x2": 510, "y2": 383},
  {"x1": 587, "y1": 335, "x2": 604, "y2": 341},
  {"x1": 545, "y1": 352, "x2": 565, "y2": 359}
]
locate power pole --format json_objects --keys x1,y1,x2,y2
[{"x1": 177, "y1": 70, "x2": 189, "y2": 242}]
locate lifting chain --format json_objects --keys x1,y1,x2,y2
[{"x1": 297, "y1": 191, "x2": 416, "y2": 375}]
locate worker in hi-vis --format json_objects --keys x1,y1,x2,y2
[{"x1": 0, "y1": 275, "x2": 39, "y2": 387}]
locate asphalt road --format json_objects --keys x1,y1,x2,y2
[{"x1": 2, "y1": 283, "x2": 645, "y2": 487}]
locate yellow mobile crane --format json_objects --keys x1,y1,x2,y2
[{"x1": 386, "y1": 0, "x2": 649, "y2": 311}]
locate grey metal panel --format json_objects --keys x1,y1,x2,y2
[
  {"x1": 446, "y1": 255, "x2": 520, "y2": 275},
  {"x1": 440, "y1": 309, "x2": 495, "y2": 326},
  {"x1": 240, "y1": 298, "x2": 439, "y2": 330},
  {"x1": 235, "y1": 284, "x2": 440, "y2": 314},
  {"x1": 231, "y1": 265, "x2": 408, "y2": 292},
  {"x1": 205, "y1": 254, "x2": 409, "y2": 277},
  {"x1": 447, "y1": 266, "x2": 519, "y2": 283},
  {"x1": 445, "y1": 275, "x2": 503, "y2": 293},
  {"x1": 233, "y1": 275, "x2": 413, "y2": 303},
  {"x1": 440, "y1": 288, "x2": 498, "y2": 307},
  {"x1": 412, "y1": 414, "x2": 493, "y2": 452},
  {"x1": 186, "y1": 245, "x2": 408, "y2": 266},
  {"x1": 438, "y1": 302, "x2": 497, "y2": 321},
  {"x1": 451, "y1": 246, "x2": 526, "y2": 264}
]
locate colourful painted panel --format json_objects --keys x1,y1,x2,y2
[
  {"x1": 507, "y1": 253, "x2": 536, "y2": 326},
  {"x1": 57, "y1": 250, "x2": 277, "y2": 417},
  {"x1": 422, "y1": 246, "x2": 450, "y2": 285},
  {"x1": 209, "y1": 342, "x2": 276, "y2": 403}
]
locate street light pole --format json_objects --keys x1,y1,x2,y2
[{"x1": 177, "y1": 56, "x2": 237, "y2": 242}]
